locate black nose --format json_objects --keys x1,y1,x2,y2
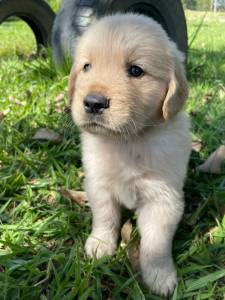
[{"x1": 84, "y1": 93, "x2": 110, "y2": 114}]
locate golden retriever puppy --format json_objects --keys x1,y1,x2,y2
[{"x1": 68, "y1": 13, "x2": 191, "y2": 297}]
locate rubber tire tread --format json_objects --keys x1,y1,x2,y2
[{"x1": 0, "y1": 0, "x2": 55, "y2": 48}]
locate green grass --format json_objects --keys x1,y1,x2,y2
[{"x1": 0, "y1": 10, "x2": 225, "y2": 300}]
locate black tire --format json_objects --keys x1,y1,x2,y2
[
  {"x1": 52, "y1": 0, "x2": 187, "y2": 66},
  {"x1": 0, "y1": 0, "x2": 55, "y2": 51}
]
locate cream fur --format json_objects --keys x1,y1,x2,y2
[{"x1": 69, "y1": 13, "x2": 191, "y2": 297}]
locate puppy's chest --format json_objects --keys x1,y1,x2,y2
[
  {"x1": 101, "y1": 155, "x2": 143, "y2": 209},
  {"x1": 84, "y1": 140, "x2": 148, "y2": 209}
]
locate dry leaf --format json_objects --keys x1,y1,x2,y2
[
  {"x1": 192, "y1": 140, "x2": 203, "y2": 152},
  {"x1": 78, "y1": 171, "x2": 85, "y2": 179},
  {"x1": 44, "y1": 239, "x2": 56, "y2": 250},
  {"x1": 9, "y1": 96, "x2": 25, "y2": 106},
  {"x1": 55, "y1": 93, "x2": 66, "y2": 113},
  {"x1": 203, "y1": 93, "x2": 213, "y2": 102},
  {"x1": 28, "y1": 179, "x2": 39, "y2": 185},
  {"x1": 197, "y1": 145, "x2": 225, "y2": 174},
  {"x1": 121, "y1": 220, "x2": 140, "y2": 272},
  {"x1": 0, "y1": 109, "x2": 10, "y2": 121},
  {"x1": 32, "y1": 128, "x2": 63, "y2": 143},
  {"x1": 59, "y1": 189, "x2": 88, "y2": 206},
  {"x1": 45, "y1": 191, "x2": 57, "y2": 207},
  {"x1": 55, "y1": 92, "x2": 65, "y2": 103},
  {"x1": 121, "y1": 219, "x2": 133, "y2": 244},
  {"x1": 0, "y1": 112, "x2": 5, "y2": 121},
  {"x1": 55, "y1": 106, "x2": 64, "y2": 113}
]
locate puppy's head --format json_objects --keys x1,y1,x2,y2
[{"x1": 69, "y1": 14, "x2": 188, "y2": 138}]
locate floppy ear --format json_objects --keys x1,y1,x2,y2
[
  {"x1": 68, "y1": 65, "x2": 76, "y2": 103},
  {"x1": 162, "y1": 51, "x2": 188, "y2": 120}
]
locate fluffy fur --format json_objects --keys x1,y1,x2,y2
[{"x1": 69, "y1": 14, "x2": 191, "y2": 297}]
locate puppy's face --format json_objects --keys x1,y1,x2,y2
[{"x1": 69, "y1": 14, "x2": 188, "y2": 138}]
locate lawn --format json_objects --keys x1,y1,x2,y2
[{"x1": 0, "y1": 8, "x2": 225, "y2": 300}]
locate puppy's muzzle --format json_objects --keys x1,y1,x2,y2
[{"x1": 84, "y1": 93, "x2": 110, "y2": 115}]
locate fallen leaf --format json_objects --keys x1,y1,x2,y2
[
  {"x1": 192, "y1": 140, "x2": 203, "y2": 152},
  {"x1": 55, "y1": 106, "x2": 64, "y2": 113},
  {"x1": 55, "y1": 93, "x2": 66, "y2": 113},
  {"x1": 59, "y1": 189, "x2": 88, "y2": 206},
  {"x1": 0, "y1": 109, "x2": 10, "y2": 121},
  {"x1": 55, "y1": 92, "x2": 65, "y2": 103},
  {"x1": 78, "y1": 171, "x2": 85, "y2": 179},
  {"x1": 9, "y1": 96, "x2": 25, "y2": 106},
  {"x1": 32, "y1": 128, "x2": 63, "y2": 143},
  {"x1": 44, "y1": 239, "x2": 56, "y2": 250},
  {"x1": 121, "y1": 219, "x2": 133, "y2": 244},
  {"x1": 203, "y1": 93, "x2": 213, "y2": 102},
  {"x1": 46, "y1": 195, "x2": 56, "y2": 207},
  {"x1": 0, "y1": 112, "x2": 5, "y2": 121},
  {"x1": 197, "y1": 145, "x2": 225, "y2": 174},
  {"x1": 121, "y1": 220, "x2": 140, "y2": 272},
  {"x1": 45, "y1": 191, "x2": 57, "y2": 207}
]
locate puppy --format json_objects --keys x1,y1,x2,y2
[{"x1": 68, "y1": 14, "x2": 191, "y2": 297}]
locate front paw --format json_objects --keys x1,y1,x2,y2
[
  {"x1": 85, "y1": 233, "x2": 117, "y2": 259},
  {"x1": 142, "y1": 260, "x2": 177, "y2": 297}
]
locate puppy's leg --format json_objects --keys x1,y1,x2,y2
[
  {"x1": 137, "y1": 183, "x2": 183, "y2": 297},
  {"x1": 85, "y1": 190, "x2": 120, "y2": 259}
]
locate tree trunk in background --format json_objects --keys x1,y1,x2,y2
[{"x1": 214, "y1": 0, "x2": 217, "y2": 12}]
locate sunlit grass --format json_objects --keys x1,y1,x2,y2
[{"x1": 0, "y1": 18, "x2": 36, "y2": 57}]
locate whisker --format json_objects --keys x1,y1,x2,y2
[
  {"x1": 128, "y1": 118, "x2": 139, "y2": 137},
  {"x1": 135, "y1": 121, "x2": 166, "y2": 128}
]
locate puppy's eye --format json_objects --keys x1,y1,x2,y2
[
  {"x1": 83, "y1": 63, "x2": 92, "y2": 72},
  {"x1": 128, "y1": 65, "x2": 144, "y2": 77}
]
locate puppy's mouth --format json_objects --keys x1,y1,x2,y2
[{"x1": 80, "y1": 121, "x2": 119, "y2": 136}]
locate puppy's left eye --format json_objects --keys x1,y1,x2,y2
[
  {"x1": 83, "y1": 63, "x2": 92, "y2": 72},
  {"x1": 128, "y1": 65, "x2": 144, "y2": 77}
]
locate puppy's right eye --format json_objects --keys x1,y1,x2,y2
[
  {"x1": 83, "y1": 63, "x2": 92, "y2": 72},
  {"x1": 128, "y1": 65, "x2": 144, "y2": 77}
]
